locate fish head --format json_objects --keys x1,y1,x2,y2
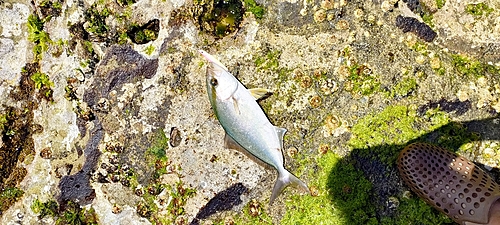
[{"x1": 200, "y1": 50, "x2": 238, "y2": 101}]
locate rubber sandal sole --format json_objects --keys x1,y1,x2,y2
[{"x1": 398, "y1": 143, "x2": 500, "y2": 224}]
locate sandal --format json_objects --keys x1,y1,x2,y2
[{"x1": 398, "y1": 143, "x2": 500, "y2": 224}]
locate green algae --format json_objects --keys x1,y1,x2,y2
[
  {"x1": 195, "y1": 0, "x2": 245, "y2": 38},
  {"x1": 31, "y1": 199, "x2": 98, "y2": 224},
  {"x1": 282, "y1": 152, "x2": 376, "y2": 224},
  {"x1": 346, "y1": 63, "x2": 380, "y2": 96},
  {"x1": 391, "y1": 77, "x2": 417, "y2": 98},
  {"x1": 84, "y1": 5, "x2": 111, "y2": 36},
  {"x1": 31, "y1": 199, "x2": 58, "y2": 218},
  {"x1": 383, "y1": 197, "x2": 453, "y2": 224},
  {"x1": 146, "y1": 129, "x2": 170, "y2": 180},
  {"x1": 254, "y1": 50, "x2": 281, "y2": 71},
  {"x1": 30, "y1": 72, "x2": 54, "y2": 98},
  {"x1": 451, "y1": 54, "x2": 500, "y2": 78},
  {"x1": 465, "y1": 3, "x2": 494, "y2": 16},
  {"x1": 27, "y1": 14, "x2": 51, "y2": 61},
  {"x1": 0, "y1": 187, "x2": 24, "y2": 213},
  {"x1": 244, "y1": 0, "x2": 265, "y2": 19},
  {"x1": 436, "y1": 0, "x2": 445, "y2": 9},
  {"x1": 145, "y1": 45, "x2": 155, "y2": 55},
  {"x1": 280, "y1": 105, "x2": 463, "y2": 224},
  {"x1": 349, "y1": 105, "x2": 450, "y2": 165}
]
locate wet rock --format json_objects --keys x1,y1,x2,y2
[
  {"x1": 395, "y1": 15, "x2": 437, "y2": 42},
  {"x1": 127, "y1": 19, "x2": 160, "y2": 45},
  {"x1": 83, "y1": 45, "x2": 158, "y2": 108}
]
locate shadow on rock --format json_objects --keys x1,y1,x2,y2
[
  {"x1": 190, "y1": 183, "x2": 248, "y2": 225},
  {"x1": 327, "y1": 114, "x2": 500, "y2": 224}
]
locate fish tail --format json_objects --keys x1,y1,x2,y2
[{"x1": 270, "y1": 169, "x2": 310, "y2": 205}]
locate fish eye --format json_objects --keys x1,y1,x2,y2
[{"x1": 210, "y1": 78, "x2": 218, "y2": 86}]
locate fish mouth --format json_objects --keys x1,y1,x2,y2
[{"x1": 199, "y1": 50, "x2": 229, "y2": 71}]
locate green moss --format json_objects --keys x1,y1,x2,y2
[
  {"x1": 58, "y1": 201, "x2": 98, "y2": 225},
  {"x1": 31, "y1": 199, "x2": 98, "y2": 224},
  {"x1": 434, "y1": 67, "x2": 446, "y2": 76},
  {"x1": 0, "y1": 187, "x2": 24, "y2": 212},
  {"x1": 346, "y1": 64, "x2": 380, "y2": 96},
  {"x1": 465, "y1": 3, "x2": 494, "y2": 16},
  {"x1": 349, "y1": 105, "x2": 446, "y2": 165},
  {"x1": 451, "y1": 54, "x2": 500, "y2": 78},
  {"x1": 31, "y1": 199, "x2": 58, "y2": 218},
  {"x1": 0, "y1": 114, "x2": 7, "y2": 131},
  {"x1": 421, "y1": 13, "x2": 434, "y2": 28},
  {"x1": 117, "y1": 0, "x2": 135, "y2": 6},
  {"x1": 411, "y1": 42, "x2": 428, "y2": 55},
  {"x1": 196, "y1": 0, "x2": 244, "y2": 38},
  {"x1": 244, "y1": 0, "x2": 265, "y2": 19},
  {"x1": 383, "y1": 197, "x2": 452, "y2": 224},
  {"x1": 83, "y1": 40, "x2": 94, "y2": 54},
  {"x1": 27, "y1": 14, "x2": 52, "y2": 61},
  {"x1": 118, "y1": 32, "x2": 129, "y2": 45},
  {"x1": 391, "y1": 77, "x2": 417, "y2": 98},
  {"x1": 84, "y1": 4, "x2": 111, "y2": 35},
  {"x1": 145, "y1": 45, "x2": 155, "y2": 55},
  {"x1": 255, "y1": 50, "x2": 281, "y2": 71},
  {"x1": 30, "y1": 72, "x2": 54, "y2": 98},
  {"x1": 31, "y1": 72, "x2": 54, "y2": 90},
  {"x1": 282, "y1": 152, "x2": 376, "y2": 224},
  {"x1": 436, "y1": 0, "x2": 445, "y2": 9},
  {"x1": 167, "y1": 181, "x2": 197, "y2": 217}
]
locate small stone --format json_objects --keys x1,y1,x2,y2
[
  {"x1": 40, "y1": 147, "x2": 52, "y2": 159},
  {"x1": 310, "y1": 186, "x2": 319, "y2": 196},
  {"x1": 112, "y1": 204, "x2": 122, "y2": 214},
  {"x1": 287, "y1": 146, "x2": 298, "y2": 158},
  {"x1": 381, "y1": 0, "x2": 393, "y2": 12},
  {"x1": 477, "y1": 76, "x2": 487, "y2": 86},
  {"x1": 387, "y1": 196, "x2": 400, "y2": 209},
  {"x1": 430, "y1": 57, "x2": 441, "y2": 69},
  {"x1": 335, "y1": 20, "x2": 349, "y2": 30},
  {"x1": 300, "y1": 76, "x2": 313, "y2": 88},
  {"x1": 367, "y1": 15, "x2": 376, "y2": 24},
  {"x1": 318, "y1": 144, "x2": 329, "y2": 154},
  {"x1": 415, "y1": 55, "x2": 426, "y2": 64},
  {"x1": 314, "y1": 9, "x2": 327, "y2": 23},
  {"x1": 170, "y1": 127, "x2": 182, "y2": 147},
  {"x1": 321, "y1": 0, "x2": 335, "y2": 10},
  {"x1": 309, "y1": 95, "x2": 322, "y2": 108},
  {"x1": 327, "y1": 13, "x2": 335, "y2": 21},
  {"x1": 354, "y1": 8, "x2": 364, "y2": 19}
]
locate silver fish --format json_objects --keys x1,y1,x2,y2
[{"x1": 200, "y1": 50, "x2": 309, "y2": 204}]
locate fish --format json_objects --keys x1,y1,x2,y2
[{"x1": 200, "y1": 50, "x2": 310, "y2": 204}]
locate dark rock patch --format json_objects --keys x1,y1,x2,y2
[{"x1": 395, "y1": 15, "x2": 436, "y2": 42}]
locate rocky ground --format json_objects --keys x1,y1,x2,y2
[{"x1": 0, "y1": 0, "x2": 499, "y2": 224}]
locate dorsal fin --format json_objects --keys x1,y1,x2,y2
[
  {"x1": 274, "y1": 126, "x2": 287, "y2": 149},
  {"x1": 249, "y1": 88, "x2": 272, "y2": 101}
]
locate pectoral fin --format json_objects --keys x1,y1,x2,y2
[
  {"x1": 232, "y1": 97, "x2": 240, "y2": 115},
  {"x1": 249, "y1": 88, "x2": 272, "y2": 101}
]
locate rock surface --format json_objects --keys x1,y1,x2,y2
[{"x1": 0, "y1": 0, "x2": 499, "y2": 224}]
